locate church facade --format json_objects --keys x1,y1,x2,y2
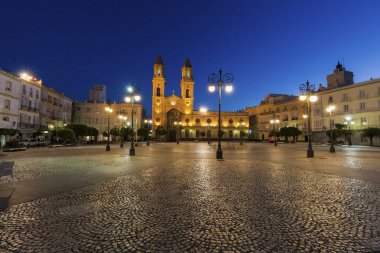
[{"x1": 151, "y1": 57, "x2": 249, "y2": 141}]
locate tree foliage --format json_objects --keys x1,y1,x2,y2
[
  {"x1": 57, "y1": 129, "x2": 75, "y2": 141},
  {"x1": 0, "y1": 128, "x2": 18, "y2": 136},
  {"x1": 155, "y1": 126, "x2": 167, "y2": 136},
  {"x1": 278, "y1": 127, "x2": 302, "y2": 142},
  {"x1": 362, "y1": 127, "x2": 380, "y2": 146},
  {"x1": 137, "y1": 127, "x2": 149, "y2": 140},
  {"x1": 119, "y1": 127, "x2": 133, "y2": 140}
]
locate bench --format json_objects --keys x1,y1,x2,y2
[{"x1": 0, "y1": 161, "x2": 15, "y2": 186}]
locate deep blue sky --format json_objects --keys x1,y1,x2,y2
[{"x1": 1, "y1": 0, "x2": 380, "y2": 114}]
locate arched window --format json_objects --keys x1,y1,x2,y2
[
  {"x1": 186, "y1": 89, "x2": 190, "y2": 98},
  {"x1": 156, "y1": 87, "x2": 161, "y2": 96}
]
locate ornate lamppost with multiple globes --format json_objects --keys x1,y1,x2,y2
[
  {"x1": 124, "y1": 86, "x2": 141, "y2": 156},
  {"x1": 326, "y1": 105, "x2": 336, "y2": 153},
  {"x1": 105, "y1": 103, "x2": 113, "y2": 151},
  {"x1": 299, "y1": 81, "x2": 318, "y2": 158},
  {"x1": 208, "y1": 68, "x2": 233, "y2": 160}
]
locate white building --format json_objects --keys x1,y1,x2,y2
[{"x1": 0, "y1": 70, "x2": 21, "y2": 146}]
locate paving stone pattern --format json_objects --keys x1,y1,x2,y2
[{"x1": 1, "y1": 159, "x2": 380, "y2": 252}]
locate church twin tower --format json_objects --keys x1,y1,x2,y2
[{"x1": 152, "y1": 56, "x2": 195, "y2": 128}]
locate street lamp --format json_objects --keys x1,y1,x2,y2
[
  {"x1": 344, "y1": 116, "x2": 354, "y2": 146},
  {"x1": 326, "y1": 105, "x2": 336, "y2": 153},
  {"x1": 208, "y1": 68, "x2": 234, "y2": 160},
  {"x1": 174, "y1": 121, "x2": 182, "y2": 144},
  {"x1": 144, "y1": 119, "x2": 153, "y2": 145},
  {"x1": 238, "y1": 119, "x2": 245, "y2": 145},
  {"x1": 125, "y1": 86, "x2": 141, "y2": 156},
  {"x1": 105, "y1": 104, "x2": 113, "y2": 151},
  {"x1": 270, "y1": 114, "x2": 280, "y2": 146},
  {"x1": 118, "y1": 115, "x2": 127, "y2": 148},
  {"x1": 299, "y1": 80, "x2": 318, "y2": 158}
]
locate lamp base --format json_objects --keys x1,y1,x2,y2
[
  {"x1": 307, "y1": 149, "x2": 314, "y2": 158},
  {"x1": 330, "y1": 146, "x2": 335, "y2": 153},
  {"x1": 106, "y1": 144, "x2": 110, "y2": 151},
  {"x1": 216, "y1": 149, "x2": 223, "y2": 160},
  {"x1": 130, "y1": 147, "x2": 135, "y2": 156}
]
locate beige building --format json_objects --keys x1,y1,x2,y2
[
  {"x1": 152, "y1": 57, "x2": 249, "y2": 141},
  {"x1": 73, "y1": 100, "x2": 143, "y2": 141},
  {"x1": 41, "y1": 86, "x2": 72, "y2": 131},
  {"x1": 245, "y1": 63, "x2": 380, "y2": 146},
  {"x1": 312, "y1": 76, "x2": 380, "y2": 146},
  {"x1": 245, "y1": 94, "x2": 307, "y2": 141}
]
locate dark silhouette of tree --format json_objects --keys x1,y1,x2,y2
[{"x1": 362, "y1": 127, "x2": 380, "y2": 146}]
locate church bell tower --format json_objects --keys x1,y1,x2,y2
[
  {"x1": 152, "y1": 56, "x2": 166, "y2": 127},
  {"x1": 180, "y1": 57, "x2": 194, "y2": 115}
]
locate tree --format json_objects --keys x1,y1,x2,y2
[
  {"x1": 110, "y1": 127, "x2": 119, "y2": 140},
  {"x1": 119, "y1": 127, "x2": 133, "y2": 141},
  {"x1": 87, "y1": 127, "x2": 99, "y2": 141},
  {"x1": 0, "y1": 128, "x2": 18, "y2": 136},
  {"x1": 155, "y1": 126, "x2": 167, "y2": 140},
  {"x1": 137, "y1": 127, "x2": 149, "y2": 141},
  {"x1": 102, "y1": 131, "x2": 109, "y2": 138},
  {"x1": 279, "y1": 127, "x2": 302, "y2": 143},
  {"x1": 66, "y1": 124, "x2": 89, "y2": 140},
  {"x1": 57, "y1": 129, "x2": 75, "y2": 143},
  {"x1": 362, "y1": 127, "x2": 380, "y2": 146}
]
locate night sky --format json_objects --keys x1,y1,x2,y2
[{"x1": 1, "y1": 0, "x2": 380, "y2": 114}]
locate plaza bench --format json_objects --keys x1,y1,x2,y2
[{"x1": 0, "y1": 161, "x2": 15, "y2": 186}]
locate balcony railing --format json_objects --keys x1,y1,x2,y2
[
  {"x1": 20, "y1": 105, "x2": 39, "y2": 113},
  {"x1": 18, "y1": 122, "x2": 39, "y2": 129}
]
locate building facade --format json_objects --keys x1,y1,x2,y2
[
  {"x1": 244, "y1": 94, "x2": 307, "y2": 141},
  {"x1": 151, "y1": 57, "x2": 249, "y2": 141},
  {"x1": 312, "y1": 77, "x2": 380, "y2": 146},
  {"x1": 73, "y1": 100, "x2": 143, "y2": 141},
  {"x1": 0, "y1": 69, "x2": 74, "y2": 145},
  {"x1": 245, "y1": 63, "x2": 380, "y2": 146},
  {"x1": 40, "y1": 86, "x2": 72, "y2": 131}
]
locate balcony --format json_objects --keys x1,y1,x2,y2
[
  {"x1": 355, "y1": 107, "x2": 380, "y2": 113},
  {"x1": 291, "y1": 117, "x2": 298, "y2": 120},
  {"x1": 18, "y1": 122, "x2": 39, "y2": 129},
  {"x1": 20, "y1": 105, "x2": 39, "y2": 113}
]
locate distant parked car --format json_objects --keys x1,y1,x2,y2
[{"x1": 19, "y1": 139, "x2": 39, "y2": 147}]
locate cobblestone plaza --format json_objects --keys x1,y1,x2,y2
[{"x1": 1, "y1": 143, "x2": 380, "y2": 252}]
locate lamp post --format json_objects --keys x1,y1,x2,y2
[
  {"x1": 174, "y1": 121, "x2": 179, "y2": 144},
  {"x1": 144, "y1": 119, "x2": 152, "y2": 145},
  {"x1": 326, "y1": 105, "x2": 336, "y2": 153},
  {"x1": 299, "y1": 81, "x2": 318, "y2": 158},
  {"x1": 125, "y1": 86, "x2": 141, "y2": 156},
  {"x1": 239, "y1": 119, "x2": 245, "y2": 145},
  {"x1": 118, "y1": 115, "x2": 127, "y2": 148},
  {"x1": 270, "y1": 115, "x2": 280, "y2": 146},
  {"x1": 344, "y1": 116, "x2": 354, "y2": 146},
  {"x1": 105, "y1": 103, "x2": 113, "y2": 151},
  {"x1": 208, "y1": 68, "x2": 234, "y2": 160}
]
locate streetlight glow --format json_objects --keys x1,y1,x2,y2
[
  {"x1": 225, "y1": 84, "x2": 233, "y2": 93},
  {"x1": 310, "y1": 95, "x2": 318, "y2": 102},
  {"x1": 134, "y1": 95, "x2": 141, "y2": 101},
  {"x1": 200, "y1": 106, "x2": 208, "y2": 113},
  {"x1": 125, "y1": 97, "x2": 131, "y2": 103},
  {"x1": 208, "y1": 85, "x2": 216, "y2": 93},
  {"x1": 299, "y1": 95, "x2": 307, "y2": 101}
]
